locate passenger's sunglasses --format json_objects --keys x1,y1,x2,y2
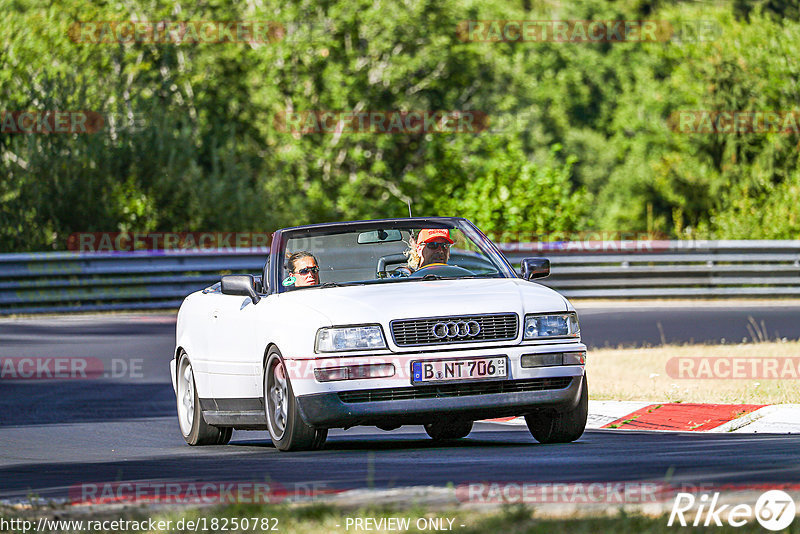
[
  {"x1": 424, "y1": 242, "x2": 451, "y2": 250},
  {"x1": 294, "y1": 266, "x2": 320, "y2": 275}
]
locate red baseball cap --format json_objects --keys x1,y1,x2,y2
[{"x1": 417, "y1": 228, "x2": 454, "y2": 244}]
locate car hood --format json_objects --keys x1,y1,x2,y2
[{"x1": 278, "y1": 278, "x2": 569, "y2": 325}]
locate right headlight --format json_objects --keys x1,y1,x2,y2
[
  {"x1": 315, "y1": 325, "x2": 387, "y2": 352},
  {"x1": 523, "y1": 313, "x2": 580, "y2": 339}
]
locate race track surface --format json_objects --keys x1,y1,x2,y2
[{"x1": 1, "y1": 304, "x2": 799, "y2": 502}]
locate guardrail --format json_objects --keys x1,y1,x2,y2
[
  {"x1": 1, "y1": 240, "x2": 799, "y2": 314},
  {"x1": 503, "y1": 240, "x2": 800, "y2": 299}
]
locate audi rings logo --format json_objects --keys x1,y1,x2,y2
[{"x1": 432, "y1": 320, "x2": 481, "y2": 339}]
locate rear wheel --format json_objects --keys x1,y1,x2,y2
[
  {"x1": 176, "y1": 352, "x2": 233, "y2": 445},
  {"x1": 525, "y1": 376, "x2": 588, "y2": 444},
  {"x1": 264, "y1": 349, "x2": 327, "y2": 451},
  {"x1": 424, "y1": 419, "x2": 473, "y2": 440}
]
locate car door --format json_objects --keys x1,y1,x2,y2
[{"x1": 204, "y1": 292, "x2": 263, "y2": 405}]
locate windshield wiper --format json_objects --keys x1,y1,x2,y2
[{"x1": 320, "y1": 282, "x2": 345, "y2": 288}]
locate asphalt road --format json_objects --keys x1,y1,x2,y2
[
  {"x1": 2, "y1": 423, "x2": 798, "y2": 503},
  {"x1": 577, "y1": 303, "x2": 800, "y2": 347},
  {"x1": 1, "y1": 304, "x2": 799, "y2": 503}
]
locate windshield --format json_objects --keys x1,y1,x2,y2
[{"x1": 277, "y1": 220, "x2": 514, "y2": 291}]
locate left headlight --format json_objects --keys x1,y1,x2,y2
[
  {"x1": 523, "y1": 313, "x2": 580, "y2": 339},
  {"x1": 315, "y1": 325, "x2": 387, "y2": 352}
]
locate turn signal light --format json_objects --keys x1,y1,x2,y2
[
  {"x1": 520, "y1": 352, "x2": 586, "y2": 368},
  {"x1": 314, "y1": 363, "x2": 395, "y2": 382}
]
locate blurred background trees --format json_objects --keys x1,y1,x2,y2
[{"x1": 2, "y1": 0, "x2": 799, "y2": 251}]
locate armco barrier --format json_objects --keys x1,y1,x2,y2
[
  {"x1": 0, "y1": 250, "x2": 265, "y2": 315},
  {"x1": 503, "y1": 239, "x2": 800, "y2": 299},
  {"x1": 0, "y1": 241, "x2": 798, "y2": 314}
]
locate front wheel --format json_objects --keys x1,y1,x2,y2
[
  {"x1": 176, "y1": 352, "x2": 232, "y2": 445},
  {"x1": 264, "y1": 349, "x2": 327, "y2": 451},
  {"x1": 525, "y1": 376, "x2": 588, "y2": 444}
]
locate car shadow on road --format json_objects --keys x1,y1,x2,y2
[{"x1": 227, "y1": 426, "x2": 586, "y2": 451}]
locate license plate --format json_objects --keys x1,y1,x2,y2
[{"x1": 411, "y1": 356, "x2": 507, "y2": 383}]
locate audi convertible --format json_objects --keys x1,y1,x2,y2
[{"x1": 171, "y1": 217, "x2": 588, "y2": 451}]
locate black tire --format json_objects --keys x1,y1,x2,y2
[
  {"x1": 264, "y1": 349, "x2": 327, "y2": 452},
  {"x1": 525, "y1": 376, "x2": 588, "y2": 444},
  {"x1": 176, "y1": 352, "x2": 233, "y2": 446},
  {"x1": 424, "y1": 419, "x2": 473, "y2": 440}
]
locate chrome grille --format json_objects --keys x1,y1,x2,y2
[
  {"x1": 391, "y1": 313, "x2": 518, "y2": 346},
  {"x1": 338, "y1": 377, "x2": 573, "y2": 403}
]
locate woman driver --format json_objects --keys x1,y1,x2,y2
[{"x1": 285, "y1": 251, "x2": 320, "y2": 287}]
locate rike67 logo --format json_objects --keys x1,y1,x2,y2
[{"x1": 669, "y1": 490, "x2": 796, "y2": 530}]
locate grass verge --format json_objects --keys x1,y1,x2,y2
[{"x1": 587, "y1": 340, "x2": 800, "y2": 403}]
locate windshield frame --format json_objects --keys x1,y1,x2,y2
[{"x1": 269, "y1": 217, "x2": 517, "y2": 294}]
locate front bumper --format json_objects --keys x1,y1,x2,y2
[{"x1": 295, "y1": 371, "x2": 585, "y2": 427}]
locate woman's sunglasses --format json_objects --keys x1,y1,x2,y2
[
  {"x1": 424, "y1": 242, "x2": 451, "y2": 250},
  {"x1": 294, "y1": 266, "x2": 320, "y2": 275}
]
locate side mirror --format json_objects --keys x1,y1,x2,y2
[
  {"x1": 221, "y1": 275, "x2": 261, "y2": 304},
  {"x1": 520, "y1": 258, "x2": 550, "y2": 280}
]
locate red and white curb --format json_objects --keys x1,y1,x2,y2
[{"x1": 486, "y1": 402, "x2": 800, "y2": 433}]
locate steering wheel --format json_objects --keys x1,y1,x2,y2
[
  {"x1": 408, "y1": 263, "x2": 475, "y2": 278},
  {"x1": 376, "y1": 253, "x2": 411, "y2": 278}
]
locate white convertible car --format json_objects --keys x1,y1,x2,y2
[{"x1": 171, "y1": 217, "x2": 587, "y2": 451}]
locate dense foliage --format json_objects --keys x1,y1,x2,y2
[{"x1": 2, "y1": 0, "x2": 798, "y2": 251}]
